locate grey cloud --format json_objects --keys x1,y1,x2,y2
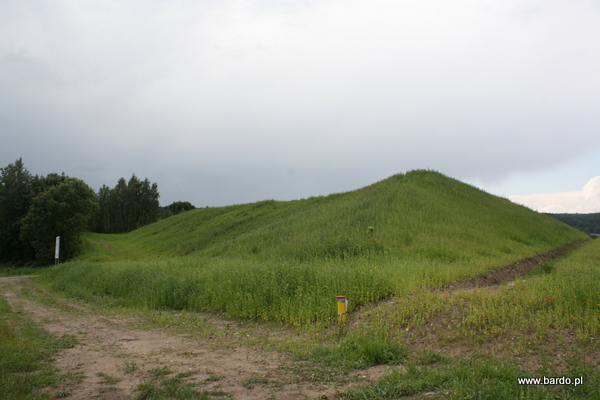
[{"x1": 1, "y1": 0, "x2": 600, "y2": 207}]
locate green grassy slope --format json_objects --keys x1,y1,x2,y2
[
  {"x1": 79, "y1": 170, "x2": 584, "y2": 264},
  {"x1": 44, "y1": 170, "x2": 587, "y2": 325}
]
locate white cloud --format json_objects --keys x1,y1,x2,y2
[{"x1": 509, "y1": 177, "x2": 600, "y2": 213}]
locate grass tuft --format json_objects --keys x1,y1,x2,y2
[
  {"x1": 310, "y1": 333, "x2": 409, "y2": 371},
  {"x1": 135, "y1": 367, "x2": 214, "y2": 400}
]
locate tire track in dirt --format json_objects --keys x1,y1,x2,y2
[{"x1": 0, "y1": 277, "x2": 368, "y2": 400}]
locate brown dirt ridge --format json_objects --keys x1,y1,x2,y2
[{"x1": 437, "y1": 240, "x2": 587, "y2": 292}]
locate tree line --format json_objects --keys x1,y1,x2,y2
[
  {"x1": 0, "y1": 159, "x2": 194, "y2": 266},
  {"x1": 546, "y1": 213, "x2": 600, "y2": 235},
  {"x1": 90, "y1": 175, "x2": 160, "y2": 234}
]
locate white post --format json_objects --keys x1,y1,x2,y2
[{"x1": 55, "y1": 236, "x2": 60, "y2": 264}]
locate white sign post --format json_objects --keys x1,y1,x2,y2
[{"x1": 55, "y1": 236, "x2": 60, "y2": 265}]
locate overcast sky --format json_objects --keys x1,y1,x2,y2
[{"x1": 1, "y1": 0, "x2": 599, "y2": 212}]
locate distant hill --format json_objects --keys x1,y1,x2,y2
[
  {"x1": 546, "y1": 213, "x2": 600, "y2": 235},
  {"x1": 79, "y1": 170, "x2": 587, "y2": 265}
]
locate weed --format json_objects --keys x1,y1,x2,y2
[
  {"x1": 310, "y1": 333, "x2": 408, "y2": 371},
  {"x1": 97, "y1": 372, "x2": 121, "y2": 385},
  {"x1": 134, "y1": 369, "x2": 214, "y2": 400},
  {"x1": 150, "y1": 366, "x2": 173, "y2": 378},
  {"x1": 240, "y1": 376, "x2": 283, "y2": 390},
  {"x1": 413, "y1": 350, "x2": 448, "y2": 366},
  {"x1": 540, "y1": 261, "x2": 556, "y2": 274},
  {"x1": 177, "y1": 370, "x2": 195, "y2": 379},
  {"x1": 123, "y1": 360, "x2": 137, "y2": 374},
  {"x1": 241, "y1": 376, "x2": 270, "y2": 389},
  {"x1": 55, "y1": 333, "x2": 78, "y2": 348},
  {"x1": 205, "y1": 374, "x2": 225, "y2": 382},
  {"x1": 282, "y1": 360, "x2": 350, "y2": 385}
]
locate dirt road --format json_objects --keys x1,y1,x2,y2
[{"x1": 0, "y1": 276, "x2": 381, "y2": 400}]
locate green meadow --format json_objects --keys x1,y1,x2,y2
[
  {"x1": 39, "y1": 170, "x2": 587, "y2": 326},
  {"x1": 17, "y1": 170, "x2": 600, "y2": 398}
]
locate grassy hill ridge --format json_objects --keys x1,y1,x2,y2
[
  {"x1": 80, "y1": 170, "x2": 584, "y2": 264},
  {"x1": 45, "y1": 170, "x2": 587, "y2": 325}
]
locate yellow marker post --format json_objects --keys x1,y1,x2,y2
[{"x1": 336, "y1": 295, "x2": 348, "y2": 323}]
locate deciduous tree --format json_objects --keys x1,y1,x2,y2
[
  {"x1": 167, "y1": 201, "x2": 195, "y2": 215},
  {"x1": 20, "y1": 178, "x2": 98, "y2": 263},
  {"x1": 90, "y1": 174, "x2": 160, "y2": 233},
  {"x1": 0, "y1": 158, "x2": 36, "y2": 263}
]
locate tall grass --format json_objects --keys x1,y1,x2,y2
[
  {"x1": 459, "y1": 239, "x2": 600, "y2": 339},
  {"x1": 365, "y1": 239, "x2": 600, "y2": 342},
  {"x1": 40, "y1": 170, "x2": 587, "y2": 326},
  {"x1": 42, "y1": 256, "x2": 393, "y2": 325}
]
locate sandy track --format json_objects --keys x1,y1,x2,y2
[{"x1": 0, "y1": 277, "x2": 369, "y2": 400}]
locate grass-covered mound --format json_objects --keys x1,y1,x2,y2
[{"x1": 41, "y1": 170, "x2": 587, "y2": 325}]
